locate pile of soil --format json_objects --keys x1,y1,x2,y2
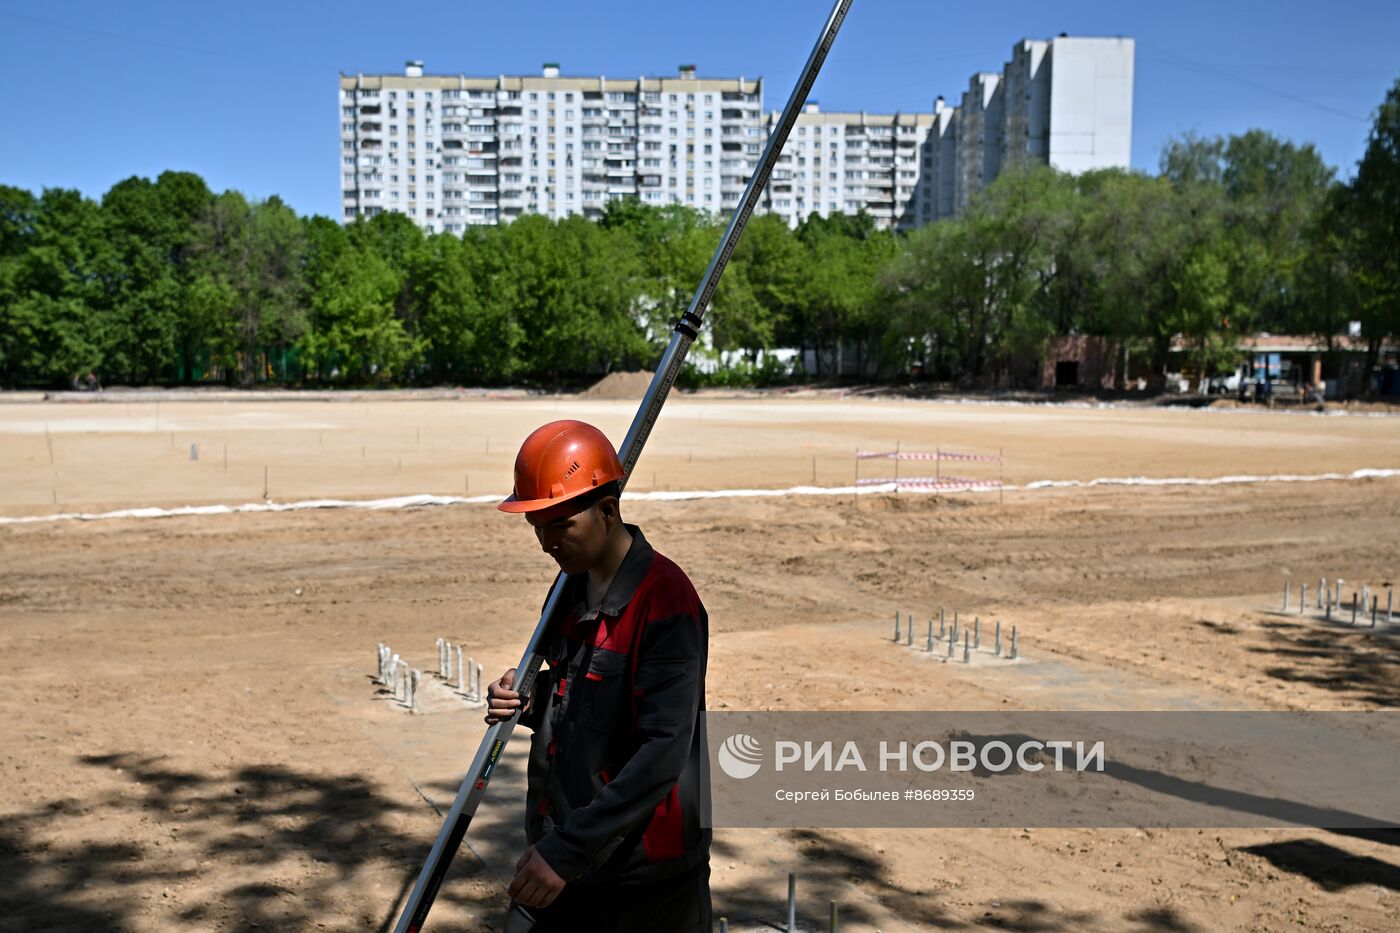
[{"x1": 580, "y1": 370, "x2": 654, "y2": 399}]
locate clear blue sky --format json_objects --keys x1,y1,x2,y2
[{"x1": 1, "y1": 0, "x2": 1396, "y2": 218}]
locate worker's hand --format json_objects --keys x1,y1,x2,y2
[
  {"x1": 485, "y1": 667, "x2": 529, "y2": 725},
  {"x1": 509, "y1": 845, "x2": 565, "y2": 909}
]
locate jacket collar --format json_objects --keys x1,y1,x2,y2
[{"x1": 570, "y1": 523, "x2": 653, "y2": 622}]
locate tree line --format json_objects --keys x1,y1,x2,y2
[{"x1": 2, "y1": 78, "x2": 1395, "y2": 392}]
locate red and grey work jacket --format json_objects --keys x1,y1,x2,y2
[{"x1": 520, "y1": 523, "x2": 711, "y2": 884}]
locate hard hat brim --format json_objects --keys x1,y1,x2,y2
[{"x1": 496, "y1": 485, "x2": 597, "y2": 514}]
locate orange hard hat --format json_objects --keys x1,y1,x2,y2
[{"x1": 498, "y1": 420, "x2": 626, "y2": 513}]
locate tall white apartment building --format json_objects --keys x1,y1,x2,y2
[
  {"x1": 763, "y1": 104, "x2": 938, "y2": 231},
  {"x1": 941, "y1": 35, "x2": 1135, "y2": 214},
  {"x1": 339, "y1": 62, "x2": 763, "y2": 233},
  {"x1": 338, "y1": 37, "x2": 1131, "y2": 233}
]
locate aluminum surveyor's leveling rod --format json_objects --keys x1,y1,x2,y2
[{"x1": 392, "y1": 2, "x2": 853, "y2": 928}]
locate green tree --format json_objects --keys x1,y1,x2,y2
[
  {"x1": 1297, "y1": 185, "x2": 1362, "y2": 355},
  {"x1": 409, "y1": 229, "x2": 509, "y2": 383},
  {"x1": 190, "y1": 192, "x2": 307, "y2": 385},
  {"x1": 1344, "y1": 77, "x2": 1400, "y2": 393},
  {"x1": 1160, "y1": 133, "x2": 1226, "y2": 186},
  {"x1": 792, "y1": 212, "x2": 895, "y2": 377},
  {"x1": 1171, "y1": 237, "x2": 1240, "y2": 390},
  {"x1": 0, "y1": 186, "x2": 40, "y2": 382},
  {"x1": 883, "y1": 166, "x2": 1067, "y2": 385},
  {"x1": 100, "y1": 172, "x2": 214, "y2": 383},
  {"x1": 711, "y1": 214, "x2": 801, "y2": 362},
  {"x1": 601, "y1": 200, "x2": 720, "y2": 345},
  {"x1": 303, "y1": 236, "x2": 418, "y2": 383},
  {"x1": 0, "y1": 188, "x2": 112, "y2": 385}
]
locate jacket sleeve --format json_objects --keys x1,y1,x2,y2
[{"x1": 532, "y1": 602, "x2": 704, "y2": 880}]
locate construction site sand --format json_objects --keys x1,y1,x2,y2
[
  {"x1": 3, "y1": 393, "x2": 1400, "y2": 516},
  {"x1": 1, "y1": 395, "x2": 1398, "y2": 931}
]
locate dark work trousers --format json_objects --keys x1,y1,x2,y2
[{"x1": 504, "y1": 861, "x2": 711, "y2": 933}]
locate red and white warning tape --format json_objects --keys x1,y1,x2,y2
[
  {"x1": 857, "y1": 449, "x2": 1002, "y2": 463},
  {"x1": 856, "y1": 476, "x2": 1004, "y2": 490}
]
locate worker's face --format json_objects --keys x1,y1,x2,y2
[{"x1": 526, "y1": 496, "x2": 618, "y2": 575}]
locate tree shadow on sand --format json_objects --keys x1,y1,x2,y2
[
  {"x1": 6, "y1": 750, "x2": 1343, "y2": 932},
  {"x1": 1239, "y1": 838, "x2": 1400, "y2": 893},
  {"x1": 1247, "y1": 616, "x2": 1400, "y2": 706},
  {"x1": 0, "y1": 751, "x2": 528, "y2": 932},
  {"x1": 708, "y1": 829, "x2": 1201, "y2": 931}
]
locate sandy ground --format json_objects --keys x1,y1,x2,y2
[
  {"x1": 3, "y1": 392, "x2": 1400, "y2": 515},
  {"x1": 1, "y1": 394, "x2": 1398, "y2": 932}
]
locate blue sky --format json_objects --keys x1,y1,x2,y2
[{"x1": 1, "y1": 0, "x2": 1396, "y2": 218}]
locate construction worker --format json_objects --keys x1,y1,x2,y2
[{"x1": 486, "y1": 420, "x2": 712, "y2": 932}]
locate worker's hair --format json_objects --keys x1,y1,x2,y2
[{"x1": 571, "y1": 479, "x2": 623, "y2": 516}]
